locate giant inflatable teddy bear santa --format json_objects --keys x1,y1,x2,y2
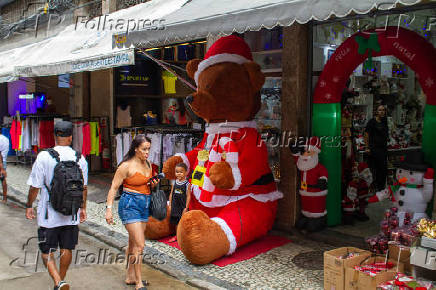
[
  {"x1": 290, "y1": 137, "x2": 328, "y2": 232},
  {"x1": 144, "y1": 35, "x2": 283, "y2": 265}
]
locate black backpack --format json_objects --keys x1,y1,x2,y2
[{"x1": 44, "y1": 148, "x2": 84, "y2": 220}]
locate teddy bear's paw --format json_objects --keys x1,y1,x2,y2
[
  {"x1": 209, "y1": 161, "x2": 235, "y2": 189},
  {"x1": 177, "y1": 210, "x2": 230, "y2": 264},
  {"x1": 163, "y1": 156, "x2": 184, "y2": 180},
  {"x1": 145, "y1": 206, "x2": 174, "y2": 240}
]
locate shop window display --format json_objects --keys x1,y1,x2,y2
[
  {"x1": 244, "y1": 28, "x2": 283, "y2": 181},
  {"x1": 312, "y1": 8, "x2": 436, "y2": 235}
]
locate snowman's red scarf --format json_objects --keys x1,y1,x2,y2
[{"x1": 387, "y1": 181, "x2": 423, "y2": 201}]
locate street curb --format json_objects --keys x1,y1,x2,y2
[{"x1": 6, "y1": 185, "x2": 242, "y2": 290}]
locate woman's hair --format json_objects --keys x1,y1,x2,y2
[{"x1": 121, "y1": 134, "x2": 151, "y2": 164}]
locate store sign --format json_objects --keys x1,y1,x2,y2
[
  {"x1": 19, "y1": 93, "x2": 34, "y2": 99},
  {"x1": 71, "y1": 52, "x2": 133, "y2": 72},
  {"x1": 115, "y1": 56, "x2": 160, "y2": 95},
  {"x1": 14, "y1": 50, "x2": 135, "y2": 77}
]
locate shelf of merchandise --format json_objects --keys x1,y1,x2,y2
[
  {"x1": 252, "y1": 49, "x2": 283, "y2": 55},
  {"x1": 388, "y1": 146, "x2": 421, "y2": 152},
  {"x1": 261, "y1": 68, "x2": 282, "y2": 73}
]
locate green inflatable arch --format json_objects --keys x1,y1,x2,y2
[{"x1": 312, "y1": 27, "x2": 436, "y2": 226}]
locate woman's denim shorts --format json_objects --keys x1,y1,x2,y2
[{"x1": 118, "y1": 191, "x2": 151, "y2": 225}]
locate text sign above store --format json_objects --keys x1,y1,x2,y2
[
  {"x1": 18, "y1": 93, "x2": 34, "y2": 99},
  {"x1": 115, "y1": 56, "x2": 160, "y2": 95},
  {"x1": 14, "y1": 50, "x2": 135, "y2": 77}
]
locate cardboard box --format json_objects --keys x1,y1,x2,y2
[
  {"x1": 344, "y1": 256, "x2": 404, "y2": 290},
  {"x1": 324, "y1": 247, "x2": 372, "y2": 290},
  {"x1": 388, "y1": 244, "x2": 412, "y2": 273}
]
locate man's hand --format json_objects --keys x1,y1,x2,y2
[
  {"x1": 80, "y1": 208, "x2": 87, "y2": 223},
  {"x1": 26, "y1": 208, "x2": 36, "y2": 220}
]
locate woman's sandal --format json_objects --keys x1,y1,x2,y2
[{"x1": 125, "y1": 280, "x2": 149, "y2": 286}]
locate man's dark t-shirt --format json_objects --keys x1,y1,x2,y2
[{"x1": 365, "y1": 118, "x2": 388, "y2": 149}]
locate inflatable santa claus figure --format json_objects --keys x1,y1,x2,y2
[
  {"x1": 342, "y1": 180, "x2": 358, "y2": 225},
  {"x1": 369, "y1": 151, "x2": 434, "y2": 226},
  {"x1": 290, "y1": 136, "x2": 328, "y2": 232},
  {"x1": 355, "y1": 162, "x2": 373, "y2": 221}
]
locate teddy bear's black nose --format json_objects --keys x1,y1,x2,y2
[{"x1": 186, "y1": 95, "x2": 194, "y2": 104}]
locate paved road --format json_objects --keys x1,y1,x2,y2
[{"x1": 0, "y1": 200, "x2": 195, "y2": 290}]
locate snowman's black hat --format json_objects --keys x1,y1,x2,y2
[{"x1": 397, "y1": 151, "x2": 429, "y2": 172}]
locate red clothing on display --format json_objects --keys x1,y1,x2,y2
[
  {"x1": 39, "y1": 120, "x2": 55, "y2": 149},
  {"x1": 82, "y1": 123, "x2": 91, "y2": 156},
  {"x1": 10, "y1": 120, "x2": 21, "y2": 150}
]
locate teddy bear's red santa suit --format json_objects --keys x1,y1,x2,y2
[{"x1": 175, "y1": 38, "x2": 283, "y2": 254}]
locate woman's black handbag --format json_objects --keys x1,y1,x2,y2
[{"x1": 150, "y1": 185, "x2": 167, "y2": 221}]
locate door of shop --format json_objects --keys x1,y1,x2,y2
[{"x1": 312, "y1": 27, "x2": 436, "y2": 226}]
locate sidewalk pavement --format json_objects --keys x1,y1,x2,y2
[{"x1": 4, "y1": 163, "x2": 366, "y2": 290}]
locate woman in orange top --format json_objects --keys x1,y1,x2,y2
[{"x1": 105, "y1": 135, "x2": 159, "y2": 290}]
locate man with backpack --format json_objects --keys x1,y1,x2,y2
[{"x1": 25, "y1": 121, "x2": 88, "y2": 290}]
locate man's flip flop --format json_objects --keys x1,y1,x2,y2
[{"x1": 125, "y1": 280, "x2": 149, "y2": 286}]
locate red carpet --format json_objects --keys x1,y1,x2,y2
[{"x1": 158, "y1": 235, "x2": 291, "y2": 267}]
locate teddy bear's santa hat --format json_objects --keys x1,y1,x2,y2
[
  {"x1": 194, "y1": 35, "x2": 253, "y2": 85},
  {"x1": 358, "y1": 162, "x2": 370, "y2": 174}
]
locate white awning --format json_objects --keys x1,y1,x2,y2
[
  {"x1": 125, "y1": 0, "x2": 425, "y2": 48},
  {"x1": 0, "y1": 0, "x2": 189, "y2": 81},
  {"x1": 0, "y1": 0, "x2": 426, "y2": 82}
]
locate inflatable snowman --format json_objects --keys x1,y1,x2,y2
[{"x1": 370, "y1": 151, "x2": 434, "y2": 226}]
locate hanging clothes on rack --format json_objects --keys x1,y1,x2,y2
[
  {"x1": 162, "y1": 134, "x2": 174, "y2": 161},
  {"x1": 89, "y1": 122, "x2": 101, "y2": 156},
  {"x1": 72, "y1": 122, "x2": 84, "y2": 153},
  {"x1": 31, "y1": 118, "x2": 39, "y2": 146},
  {"x1": 122, "y1": 132, "x2": 132, "y2": 157},
  {"x1": 10, "y1": 119, "x2": 21, "y2": 150},
  {"x1": 21, "y1": 119, "x2": 31, "y2": 151},
  {"x1": 82, "y1": 122, "x2": 91, "y2": 156},
  {"x1": 148, "y1": 133, "x2": 161, "y2": 166},
  {"x1": 116, "y1": 133, "x2": 124, "y2": 165},
  {"x1": 39, "y1": 120, "x2": 55, "y2": 149}
]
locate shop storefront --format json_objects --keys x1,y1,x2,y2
[
  {"x1": 311, "y1": 5, "x2": 436, "y2": 232},
  {"x1": 0, "y1": 0, "x2": 432, "y2": 231}
]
